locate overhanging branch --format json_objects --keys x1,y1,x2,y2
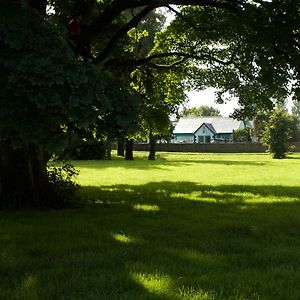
[
  {"x1": 133, "y1": 51, "x2": 236, "y2": 66},
  {"x1": 89, "y1": 0, "x2": 238, "y2": 39},
  {"x1": 104, "y1": 49, "x2": 238, "y2": 71},
  {"x1": 93, "y1": 5, "x2": 157, "y2": 64}
]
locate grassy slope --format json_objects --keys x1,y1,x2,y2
[{"x1": 1, "y1": 152, "x2": 300, "y2": 300}]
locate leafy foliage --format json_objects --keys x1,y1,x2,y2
[
  {"x1": 292, "y1": 99, "x2": 300, "y2": 120},
  {"x1": 179, "y1": 105, "x2": 220, "y2": 118},
  {"x1": 0, "y1": 3, "x2": 139, "y2": 208},
  {"x1": 262, "y1": 109, "x2": 294, "y2": 159},
  {"x1": 154, "y1": 2, "x2": 300, "y2": 119},
  {"x1": 233, "y1": 128, "x2": 252, "y2": 142},
  {"x1": 47, "y1": 162, "x2": 80, "y2": 207},
  {"x1": 129, "y1": 10, "x2": 186, "y2": 154},
  {"x1": 0, "y1": 6, "x2": 100, "y2": 150}
]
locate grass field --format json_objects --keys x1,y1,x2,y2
[{"x1": 1, "y1": 152, "x2": 300, "y2": 300}]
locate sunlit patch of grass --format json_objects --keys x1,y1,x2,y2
[
  {"x1": 112, "y1": 233, "x2": 136, "y2": 244},
  {"x1": 178, "y1": 286, "x2": 215, "y2": 300},
  {"x1": 15, "y1": 274, "x2": 39, "y2": 300},
  {"x1": 131, "y1": 272, "x2": 172, "y2": 295},
  {"x1": 133, "y1": 204, "x2": 160, "y2": 211}
]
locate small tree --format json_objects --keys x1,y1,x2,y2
[
  {"x1": 262, "y1": 109, "x2": 294, "y2": 159},
  {"x1": 233, "y1": 128, "x2": 251, "y2": 142}
]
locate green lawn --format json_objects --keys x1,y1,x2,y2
[{"x1": 1, "y1": 152, "x2": 300, "y2": 300}]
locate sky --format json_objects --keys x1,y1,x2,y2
[
  {"x1": 186, "y1": 89, "x2": 293, "y2": 117},
  {"x1": 186, "y1": 89, "x2": 239, "y2": 117}
]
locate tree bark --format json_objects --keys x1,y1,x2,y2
[
  {"x1": 0, "y1": 143, "x2": 50, "y2": 209},
  {"x1": 117, "y1": 137, "x2": 125, "y2": 156},
  {"x1": 148, "y1": 135, "x2": 156, "y2": 160},
  {"x1": 125, "y1": 139, "x2": 134, "y2": 160}
]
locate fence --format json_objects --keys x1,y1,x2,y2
[{"x1": 132, "y1": 142, "x2": 300, "y2": 153}]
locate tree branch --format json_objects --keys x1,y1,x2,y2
[
  {"x1": 104, "y1": 50, "x2": 238, "y2": 71},
  {"x1": 126, "y1": 0, "x2": 237, "y2": 10},
  {"x1": 147, "y1": 58, "x2": 186, "y2": 70},
  {"x1": 89, "y1": 0, "x2": 238, "y2": 39},
  {"x1": 89, "y1": 0, "x2": 241, "y2": 67},
  {"x1": 93, "y1": 5, "x2": 157, "y2": 64},
  {"x1": 133, "y1": 51, "x2": 236, "y2": 66}
]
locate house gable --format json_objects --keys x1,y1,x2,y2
[
  {"x1": 194, "y1": 123, "x2": 215, "y2": 135},
  {"x1": 194, "y1": 123, "x2": 216, "y2": 143}
]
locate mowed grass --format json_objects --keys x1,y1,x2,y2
[{"x1": 1, "y1": 152, "x2": 300, "y2": 300}]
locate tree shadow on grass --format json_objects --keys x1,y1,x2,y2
[
  {"x1": 2, "y1": 182, "x2": 300, "y2": 299},
  {"x1": 75, "y1": 158, "x2": 268, "y2": 172},
  {"x1": 81, "y1": 181, "x2": 300, "y2": 205},
  {"x1": 72, "y1": 182, "x2": 300, "y2": 298}
]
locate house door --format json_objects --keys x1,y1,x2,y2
[
  {"x1": 205, "y1": 136, "x2": 211, "y2": 143},
  {"x1": 198, "y1": 136, "x2": 204, "y2": 143}
]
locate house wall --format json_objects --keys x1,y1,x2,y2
[
  {"x1": 194, "y1": 125, "x2": 214, "y2": 143},
  {"x1": 173, "y1": 133, "x2": 194, "y2": 143},
  {"x1": 214, "y1": 133, "x2": 233, "y2": 141}
]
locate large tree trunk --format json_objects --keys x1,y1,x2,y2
[
  {"x1": 148, "y1": 135, "x2": 156, "y2": 160},
  {"x1": 0, "y1": 143, "x2": 50, "y2": 209},
  {"x1": 125, "y1": 138, "x2": 134, "y2": 160},
  {"x1": 117, "y1": 137, "x2": 125, "y2": 156}
]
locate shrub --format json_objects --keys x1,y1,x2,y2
[
  {"x1": 262, "y1": 109, "x2": 294, "y2": 159},
  {"x1": 47, "y1": 162, "x2": 80, "y2": 207},
  {"x1": 233, "y1": 128, "x2": 252, "y2": 142}
]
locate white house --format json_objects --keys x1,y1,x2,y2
[{"x1": 173, "y1": 116, "x2": 250, "y2": 143}]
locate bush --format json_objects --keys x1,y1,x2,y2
[
  {"x1": 47, "y1": 162, "x2": 80, "y2": 207},
  {"x1": 233, "y1": 128, "x2": 252, "y2": 142},
  {"x1": 262, "y1": 109, "x2": 294, "y2": 159}
]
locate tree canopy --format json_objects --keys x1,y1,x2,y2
[
  {"x1": 179, "y1": 105, "x2": 220, "y2": 118},
  {"x1": 262, "y1": 108, "x2": 295, "y2": 159}
]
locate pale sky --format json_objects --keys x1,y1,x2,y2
[
  {"x1": 186, "y1": 89, "x2": 239, "y2": 117},
  {"x1": 186, "y1": 88, "x2": 293, "y2": 117}
]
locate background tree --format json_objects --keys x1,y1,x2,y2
[
  {"x1": 179, "y1": 105, "x2": 220, "y2": 118},
  {"x1": 262, "y1": 109, "x2": 294, "y2": 159},
  {"x1": 291, "y1": 98, "x2": 300, "y2": 142},
  {"x1": 253, "y1": 111, "x2": 272, "y2": 142},
  {"x1": 233, "y1": 128, "x2": 252, "y2": 142},
  {"x1": 292, "y1": 99, "x2": 300, "y2": 119},
  {"x1": 128, "y1": 10, "x2": 186, "y2": 160},
  {"x1": 132, "y1": 67, "x2": 186, "y2": 160}
]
